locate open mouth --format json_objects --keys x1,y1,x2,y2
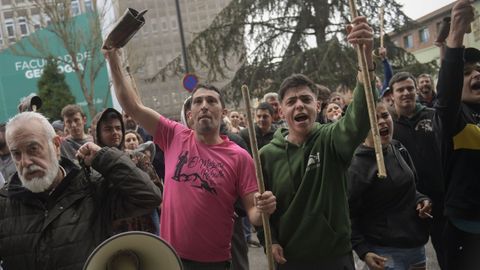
[
  {"x1": 472, "y1": 81, "x2": 480, "y2": 91},
  {"x1": 379, "y1": 127, "x2": 389, "y2": 137},
  {"x1": 294, "y1": 114, "x2": 308, "y2": 122}
]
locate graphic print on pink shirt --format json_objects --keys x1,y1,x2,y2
[
  {"x1": 154, "y1": 115, "x2": 258, "y2": 262},
  {"x1": 173, "y1": 151, "x2": 219, "y2": 195}
]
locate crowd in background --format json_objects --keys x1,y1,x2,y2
[{"x1": 0, "y1": 1, "x2": 479, "y2": 270}]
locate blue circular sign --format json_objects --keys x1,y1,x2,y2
[{"x1": 183, "y1": 74, "x2": 199, "y2": 92}]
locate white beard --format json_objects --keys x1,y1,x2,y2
[{"x1": 18, "y1": 143, "x2": 60, "y2": 193}]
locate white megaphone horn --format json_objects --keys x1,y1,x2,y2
[{"x1": 83, "y1": 232, "x2": 183, "y2": 270}]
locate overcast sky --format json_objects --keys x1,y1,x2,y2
[{"x1": 397, "y1": 0, "x2": 456, "y2": 19}]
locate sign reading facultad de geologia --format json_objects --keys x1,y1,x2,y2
[
  {"x1": 0, "y1": 13, "x2": 111, "y2": 123},
  {"x1": 14, "y1": 52, "x2": 92, "y2": 80}
]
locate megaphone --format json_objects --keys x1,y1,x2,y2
[
  {"x1": 18, "y1": 93, "x2": 42, "y2": 112},
  {"x1": 83, "y1": 232, "x2": 183, "y2": 270}
]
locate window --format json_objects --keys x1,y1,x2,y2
[
  {"x1": 156, "y1": 55, "x2": 163, "y2": 67},
  {"x1": 84, "y1": 0, "x2": 93, "y2": 12},
  {"x1": 419, "y1": 28, "x2": 429, "y2": 43},
  {"x1": 57, "y1": 2, "x2": 66, "y2": 19},
  {"x1": 32, "y1": 14, "x2": 42, "y2": 30},
  {"x1": 71, "y1": 0, "x2": 80, "y2": 15},
  {"x1": 161, "y1": 18, "x2": 168, "y2": 32},
  {"x1": 403, "y1": 34, "x2": 413, "y2": 49},
  {"x1": 151, "y1": 19, "x2": 157, "y2": 33},
  {"x1": 18, "y1": 17, "x2": 29, "y2": 36},
  {"x1": 5, "y1": 19, "x2": 15, "y2": 41},
  {"x1": 436, "y1": 21, "x2": 442, "y2": 33}
]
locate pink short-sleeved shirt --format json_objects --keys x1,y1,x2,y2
[{"x1": 154, "y1": 116, "x2": 258, "y2": 262}]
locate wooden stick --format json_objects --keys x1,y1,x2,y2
[
  {"x1": 380, "y1": 5, "x2": 384, "y2": 48},
  {"x1": 348, "y1": 0, "x2": 387, "y2": 178},
  {"x1": 241, "y1": 85, "x2": 275, "y2": 270}
]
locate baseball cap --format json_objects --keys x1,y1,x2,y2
[
  {"x1": 51, "y1": 120, "x2": 64, "y2": 132},
  {"x1": 379, "y1": 87, "x2": 392, "y2": 98}
]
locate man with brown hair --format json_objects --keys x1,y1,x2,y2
[
  {"x1": 389, "y1": 71, "x2": 446, "y2": 268},
  {"x1": 263, "y1": 92, "x2": 288, "y2": 129},
  {"x1": 259, "y1": 16, "x2": 376, "y2": 269},
  {"x1": 417, "y1": 73, "x2": 437, "y2": 108},
  {"x1": 60, "y1": 104, "x2": 93, "y2": 161},
  {"x1": 104, "y1": 47, "x2": 276, "y2": 269}
]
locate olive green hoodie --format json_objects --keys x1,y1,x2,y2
[{"x1": 259, "y1": 81, "x2": 375, "y2": 262}]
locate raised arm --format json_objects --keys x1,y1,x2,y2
[
  {"x1": 380, "y1": 47, "x2": 393, "y2": 92},
  {"x1": 78, "y1": 142, "x2": 162, "y2": 218},
  {"x1": 435, "y1": 0, "x2": 475, "y2": 135},
  {"x1": 104, "y1": 49, "x2": 161, "y2": 137},
  {"x1": 332, "y1": 16, "x2": 377, "y2": 163}
]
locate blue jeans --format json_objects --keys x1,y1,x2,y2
[
  {"x1": 242, "y1": 217, "x2": 251, "y2": 240},
  {"x1": 370, "y1": 245, "x2": 426, "y2": 270}
]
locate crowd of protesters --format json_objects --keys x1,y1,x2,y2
[{"x1": 0, "y1": 0, "x2": 479, "y2": 269}]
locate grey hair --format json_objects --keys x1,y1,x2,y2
[
  {"x1": 263, "y1": 92, "x2": 279, "y2": 102},
  {"x1": 6, "y1": 112, "x2": 56, "y2": 141}
]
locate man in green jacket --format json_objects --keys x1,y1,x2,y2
[{"x1": 259, "y1": 16, "x2": 376, "y2": 269}]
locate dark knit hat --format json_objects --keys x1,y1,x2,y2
[{"x1": 465, "y1": 47, "x2": 480, "y2": 64}]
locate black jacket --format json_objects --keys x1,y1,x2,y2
[
  {"x1": 0, "y1": 148, "x2": 162, "y2": 270},
  {"x1": 393, "y1": 104, "x2": 444, "y2": 203},
  {"x1": 418, "y1": 92, "x2": 438, "y2": 108},
  {"x1": 434, "y1": 47, "x2": 480, "y2": 220},
  {"x1": 239, "y1": 125, "x2": 275, "y2": 154},
  {"x1": 348, "y1": 141, "x2": 430, "y2": 260}
]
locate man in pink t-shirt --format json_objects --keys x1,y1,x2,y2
[{"x1": 105, "y1": 49, "x2": 276, "y2": 269}]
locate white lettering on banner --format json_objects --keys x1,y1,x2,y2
[
  {"x1": 14, "y1": 51, "x2": 92, "y2": 79},
  {"x1": 25, "y1": 69, "x2": 43, "y2": 79}
]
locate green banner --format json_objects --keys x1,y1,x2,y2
[{"x1": 0, "y1": 14, "x2": 110, "y2": 123}]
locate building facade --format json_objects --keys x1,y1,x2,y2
[
  {"x1": 0, "y1": 0, "x2": 93, "y2": 50},
  {"x1": 390, "y1": 0, "x2": 480, "y2": 64},
  {"x1": 114, "y1": 0, "x2": 240, "y2": 120}
]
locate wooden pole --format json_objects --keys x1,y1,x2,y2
[
  {"x1": 241, "y1": 85, "x2": 275, "y2": 270},
  {"x1": 348, "y1": 0, "x2": 387, "y2": 178}
]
